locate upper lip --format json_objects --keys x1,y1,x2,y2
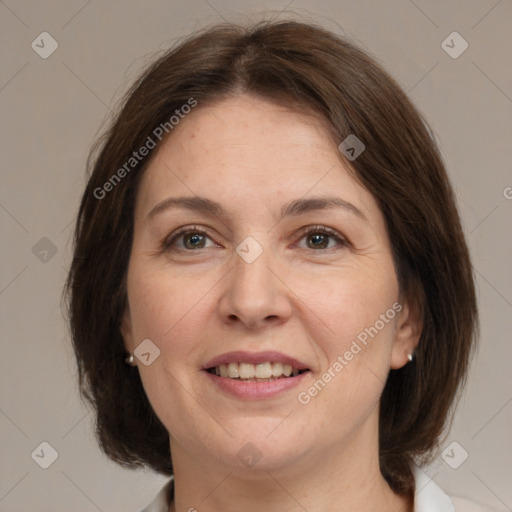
[{"x1": 203, "y1": 351, "x2": 310, "y2": 371}]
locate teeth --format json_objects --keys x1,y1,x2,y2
[
  {"x1": 255, "y1": 362, "x2": 272, "y2": 379},
  {"x1": 239, "y1": 363, "x2": 255, "y2": 379},
  {"x1": 272, "y1": 362, "x2": 283, "y2": 377},
  {"x1": 212, "y1": 362, "x2": 304, "y2": 380},
  {"x1": 227, "y1": 362, "x2": 239, "y2": 378}
]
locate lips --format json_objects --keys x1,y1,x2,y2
[{"x1": 202, "y1": 351, "x2": 311, "y2": 398}]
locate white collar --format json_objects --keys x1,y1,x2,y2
[
  {"x1": 141, "y1": 466, "x2": 458, "y2": 512},
  {"x1": 413, "y1": 465, "x2": 455, "y2": 511}
]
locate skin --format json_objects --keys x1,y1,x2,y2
[{"x1": 121, "y1": 94, "x2": 421, "y2": 512}]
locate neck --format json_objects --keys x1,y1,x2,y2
[{"x1": 168, "y1": 420, "x2": 411, "y2": 512}]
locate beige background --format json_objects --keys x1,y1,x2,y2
[{"x1": 1, "y1": 1, "x2": 511, "y2": 511}]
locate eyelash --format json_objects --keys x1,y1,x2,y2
[{"x1": 162, "y1": 225, "x2": 348, "y2": 253}]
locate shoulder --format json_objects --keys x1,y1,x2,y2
[
  {"x1": 139, "y1": 478, "x2": 174, "y2": 512},
  {"x1": 413, "y1": 465, "x2": 499, "y2": 512},
  {"x1": 140, "y1": 472, "x2": 500, "y2": 512}
]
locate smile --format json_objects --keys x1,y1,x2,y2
[
  {"x1": 207, "y1": 362, "x2": 307, "y2": 381},
  {"x1": 202, "y1": 351, "x2": 312, "y2": 399}
]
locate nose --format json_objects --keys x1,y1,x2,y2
[{"x1": 217, "y1": 245, "x2": 293, "y2": 331}]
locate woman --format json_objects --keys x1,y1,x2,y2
[{"x1": 66, "y1": 20, "x2": 486, "y2": 511}]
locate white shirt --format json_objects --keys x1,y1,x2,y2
[{"x1": 140, "y1": 466, "x2": 496, "y2": 511}]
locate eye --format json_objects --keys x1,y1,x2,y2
[
  {"x1": 163, "y1": 226, "x2": 217, "y2": 251},
  {"x1": 296, "y1": 225, "x2": 347, "y2": 250},
  {"x1": 162, "y1": 225, "x2": 347, "y2": 253}
]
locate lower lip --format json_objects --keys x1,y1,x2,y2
[{"x1": 203, "y1": 370, "x2": 309, "y2": 400}]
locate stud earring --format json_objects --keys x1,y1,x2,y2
[
  {"x1": 407, "y1": 353, "x2": 414, "y2": 362},
  {"x1": 125, "y1": 353, "x2": 136, "y2": 366}
]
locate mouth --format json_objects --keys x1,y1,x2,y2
[
  {"x1": 202, "y1": 351, "x2": 311, "y2": 399},
  {"x1": 206, "y1": 362, "x2": 309, "y2": 381}
]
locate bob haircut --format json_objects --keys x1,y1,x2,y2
[{"x1": 65, "y1": 19, "x2": 478, "y2": 496}]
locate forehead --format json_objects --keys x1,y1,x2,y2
[{"x1": 136, "y1": 95, "x2": 376, "y2": 220}]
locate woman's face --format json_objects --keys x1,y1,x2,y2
[{"x1": 122, "y1": 94, "x2": 418, "y2": 474}]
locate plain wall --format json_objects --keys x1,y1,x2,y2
[{"x1": 1, "y1": 1, "x2": 511, "y2": 511}]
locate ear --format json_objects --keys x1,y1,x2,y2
[
  {"x1": 390, "y1": 298, "x2": 422, "y2": 370},
  {"x1": 120, "y1": 306, "x2": 134, "y2": 352}
]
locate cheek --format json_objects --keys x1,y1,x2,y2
[
  {"x1": 124, "y1": 268, "x2": 211, "y2": 424},
  {"x1": 126, "y1": 266, "x2": 215, "y2": 362},
  {"x1": 127, "y1": 278, "x2": 171, "y2": 341},
  {"x1": 293, "y1": 262, "x2": 399, "y2": 344},
  {"x1": 296, "y1": 314, "x2": 397, "y2": 437},
  {"x1": 292, "y1": 265, "x2": 399, "y2": 403}
]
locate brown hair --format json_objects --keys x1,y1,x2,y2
[{"x1": 65, "y1": 19, "x2": 478, "y2": 496}]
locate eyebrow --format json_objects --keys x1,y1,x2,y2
[{"x1": 147, "y1": 195, "x2": 367, "y2": 222}]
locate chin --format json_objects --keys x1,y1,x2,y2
[{"x1": 210, "y1": 418, "x2": 315, "y2": 473}]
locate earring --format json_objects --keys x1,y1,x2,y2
[
  {"x1": 125, "y1": 353, "x2": 136, "y2": 366},
  {"x1": 407, "y1": 353, "x2": 414, "y2": 362}
]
